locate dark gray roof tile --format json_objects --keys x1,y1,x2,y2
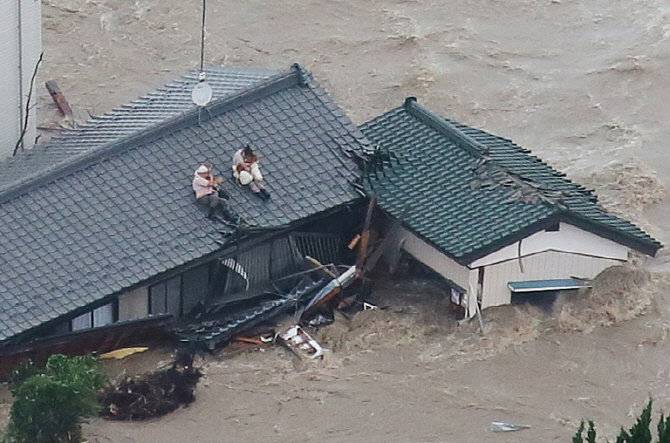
[
  {"x1": 0, "y1": 64, "x2": 368, "y2": 343},
  {"x1": 0, "y1": 67, "x2": 280, "y2": 194}
]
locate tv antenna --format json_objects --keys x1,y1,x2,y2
[{"x1": 191, "y1": 0, "x2": 212, "y2": 107}]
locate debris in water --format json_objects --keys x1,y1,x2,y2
[
  {"x1": 363, "y1": 302, "x2": 379, "y2": 311},
  {"x1": 99, "y1": 347, "x2": 149, "y2": 360},
  {"x1": 297, "y1": 264, "x2": 358, "y2": 319},
  {"x1": 490, "y1": 421, "x2": 531, "y2": 432},
  {"x1": 99, "y1": 352, "x2": 202, "y2": 420},
  {"x1": 279, "y1": 325, "x2": 326, "y2": 360}
]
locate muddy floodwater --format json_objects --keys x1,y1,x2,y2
[{"x1": 9, "y1": 0, "x2": 670, "y2": 441}]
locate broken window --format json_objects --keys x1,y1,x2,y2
[
  {"x1": 291, "y1": 232, "x2": 340, "y2": 266},
  {"x1": 213, "y1": 233, "x2": 342, "y2": 301}
]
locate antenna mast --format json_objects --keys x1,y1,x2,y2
[{"x1": 191, "y1": 0, "x2": 212, "y2": 107}]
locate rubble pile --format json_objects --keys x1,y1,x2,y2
[
  {"x1": 172, "y1": 264, "x2": 360, "y2": 355},
  {"x1": 99, "y1": 353, "x2": 202, "y2": 420}
]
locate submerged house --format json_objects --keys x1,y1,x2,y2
[
  {"x1": 361, "y1": 98, "x2": 661, "y2": 317},
  {"x1": 0, "y1": 64, "x2": 368, "y2": 358}
]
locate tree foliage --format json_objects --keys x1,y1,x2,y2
[
  {"x1": 573, "y1": 399, "x2": 670, "y2": 443},
  {"x1": 3, "y1": 354, "x2": 106, "y2": 443}
]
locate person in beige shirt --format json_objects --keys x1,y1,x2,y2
[{"x1": 192, "y1": 164, "x2": 231, "y2": 220}]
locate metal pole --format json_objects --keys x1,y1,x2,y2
[
  {"x1": 17, "y1": 0, "x2": 25, "y2": 152},
  {"x1": 199, "y1": 0, "x2": 206, "y2": 72}
]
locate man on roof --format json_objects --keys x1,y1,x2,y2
[
  {"x1": 192, "y1": 163, "x2": 233, "y2": 220},
  {"x1": 232, "y1": 145, "x2": 270, "y2": 200}
]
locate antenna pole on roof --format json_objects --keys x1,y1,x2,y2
[
  {"x1": 199, "y1": 0, "x2": 206, "y2": 73},
  {"x1": 191, "y1": 0, "x2": 212, "y2": 107}
]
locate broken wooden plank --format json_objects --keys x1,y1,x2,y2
[
  {"x1": 356, "y1": 197, "x2": 376, "y2": 273},
  {"x1": 45, "y1": 80, "x2": 73, "y2": 118}
]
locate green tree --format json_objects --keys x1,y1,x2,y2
[
  {"x1": 3, "y1": 354, "x2": 106, "y2": 443},
  {"x1": 573, "y1": 399, "x2": 670, "y2": 443}
]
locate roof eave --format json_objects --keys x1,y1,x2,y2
[
  {"x1": 0, "y1": 198, "x2": 365, "y2": 347},
  {"x1": 458, "y1": 211, "x2": 661, "y2": 265},
  {"x1": 558, "y1": 212, "x2": 662, "y2": 257}
]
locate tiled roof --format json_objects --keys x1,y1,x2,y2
[
  {"x1": 0, "y1": 67, "x2": 280, "y2": 194},
  {"x1": 360, "y1": 98, "x2": 661, "y2": 263},
  {"x1": 0, "y1": 64, "x2": 368, "y2": 343}
]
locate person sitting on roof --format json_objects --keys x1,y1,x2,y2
[
  {"x1": 192, "y1": 163, "x2": 232, "y2": 220},
  {"x1": 232, "y1": 145, "x2": 270, "y2": 200}
]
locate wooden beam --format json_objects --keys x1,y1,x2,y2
[
  {"x1": 45, "y1": 80, "x2": 73, "y2": 118},
  {"x1": 356, "y1": 197, "x2": 376, "y2": 274}
]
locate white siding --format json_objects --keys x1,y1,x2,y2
[
  {"x1": 383, "y1": 221, "x2": 630, "y2": 317},
  {"x1": 480, "y1": 250, "x2": 623, "y2": 308},
  {"x1": 471, "y1": 223, "x2": 629, "y2": 268},
  {"x1": 467, "y1": 269, "x2": 480, "y2": 318},
  {"x1": 392, "y1": 226, "x2": 470, "y2": 290},
  {"x1": 0, "y1": 0, "x2": 42, "y2": 159},
  {"x1": 118, "y1": 286, "x2": 149, "y2": 321}
]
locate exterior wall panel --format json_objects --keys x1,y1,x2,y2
[
  {"x1": 480, "y1": 250, "x2": 622, "y2": 308},
  {"x1": 182, "y1": 264, "x2": 209, "y2": 315},
  {"x1": 393, "y1": 226, "x2": 470, "y2": 290},
  {"x1": 471, "y1": 223, "x2": 629, "y2": 268}
]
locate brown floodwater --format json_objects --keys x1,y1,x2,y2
[{"x1": 12, "y1": 0, "x2": 670, "y2": 441}]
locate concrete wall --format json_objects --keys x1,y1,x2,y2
[{"x1": 0, "y1": 0, "x2": 42, "y2": 159}]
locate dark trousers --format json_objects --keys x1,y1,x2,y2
[{"x1": 196, "y1": 192, "x2": 228, "y2": 211}]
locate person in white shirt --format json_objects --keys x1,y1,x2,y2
[{"x1": 232, "y1": 145, "x2": 270, "y2": 200}]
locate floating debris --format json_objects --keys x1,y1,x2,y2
[
  {"x1": 490, "y1": 421, "x2": 531, "y2": 432},
  {"x1": 99, "y1": 347, "x2": 149, "y2": 360},
  {"x1": 279, "y1": 325, "x2": 325, "y2": 360},
  {"x1": 99, "y1": 353, "x2": 202, "y2": 421},
  {"x1": 173, "y1": 264, "x2": 359, "y2": 352}
]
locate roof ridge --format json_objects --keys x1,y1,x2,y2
[
  {"x1": 403, "y1": 98, "x2": 599, "y2": 210},
  {"x1": 362, "y1": 100, "x2": 661, "y2": 259},
  {"x1": 403, "y1": 97, "x2": 490, "y2": 157},
  {"x1": 0, "y1": 65, "x2": 304, "y2": 205}
]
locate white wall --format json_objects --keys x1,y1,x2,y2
[
  {"x1": 479, "y1": 250, "x2": 623, "y2": 309},
  {"x1": 385, "y1": 222, "x2": 631, "y2": 317},
  {"x1": 0, "y1": 0, "x2": 42, "y2": 159},
  {"x1": 383, "y1": 221, "x2": 632, "y2": 317},
  {"x1": 390, "y1": 225, "x2": 471, "y2": 290},
  {"x1": 470, "y1": 223, "x2": 628, "y2": 268}
]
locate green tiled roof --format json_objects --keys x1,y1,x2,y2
[{"x1": 360, "y1": 98, "x2": 661, "y2": 263}]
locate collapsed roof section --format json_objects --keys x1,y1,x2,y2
[
  {"x1": 0, "y1": 63, "x2": 369, "y2": 344},
  {"x1": 360, "y1": 98, "x2": 661, "y2": 263}
]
